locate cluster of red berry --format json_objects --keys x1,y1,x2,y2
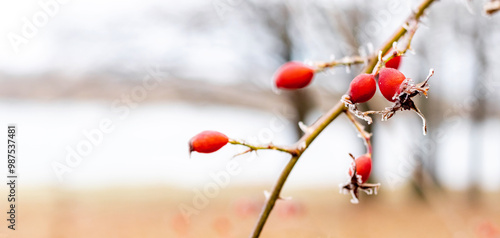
[
  {"x1": 188, "y1": 54, "x2": 429, "y2": 203},
  {"x1": 271, "y1": 55, "x2": 403, "y2": 184},
  {"x1": 273, "y1": 55, "x2": 403, "y2": 103}
]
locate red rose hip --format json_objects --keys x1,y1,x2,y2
[
  {"x1": 189, "y1": 130, "x2": 228, "y2": 154},
  {"x1": 348, "y1": 73, "x2": 376, "y2": 103},
  {"x1": 349, "y1": 154, "x2": 372, "y2": 183},
  {"x1": 378, "y1": 68, "x2": 406, "y2": 102},
  {"x1": 385, "y1": 55, "x2": 402, "y2": 69},
  {"x1": 274, "y1": 62, "x2": 315, "y2": 89}
]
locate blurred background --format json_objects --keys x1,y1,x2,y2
[{"x1": 1, "y1": 0, "x2": 500, "y2": 237}]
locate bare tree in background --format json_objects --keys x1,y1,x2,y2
[{"x1": 467, "y1": 17, "x2": 490, "y2": 205}]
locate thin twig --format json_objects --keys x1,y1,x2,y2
[
  {"x1": 314, "y1": 55, "x2": 370, "y2": 73},
  {"x1": 372, "y1": 19, "x2": 420, "y2": 75},
  {"x1": 228, "y1": 140, "x2": 296, "y2": 156}
]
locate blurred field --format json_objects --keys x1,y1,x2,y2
[{"x1": 5, "y1": 186, "x2": 500, "y2": 238}]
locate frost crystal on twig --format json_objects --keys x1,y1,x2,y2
[
  {"x1": 364, "y1": 68, "x2": 434, "y2": 135},
  {"x1": 341, "y1": 95, "x2": 373, "y2": 124},
  {"x1": 340, "y1": 154, "x2": 380, "y2": 204}
]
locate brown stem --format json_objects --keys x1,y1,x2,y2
[
  {"x1": 228, "y1": 140, "x2": 295, "y2": 155},
  {"x1": 250, "y1": 101, "x2": 346, "y2": 238},
  {"x1": 314, "y1": 55, "x2": 370, "y2": 73},
  {"x1": 250, "y1": 156, "x2": 299, "y2": 238}
]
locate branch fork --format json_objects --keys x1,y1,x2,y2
[{"x1": 243, "y1": 0, "x2": 438, "y2": 236}]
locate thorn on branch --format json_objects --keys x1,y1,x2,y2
[
  {"x1": 298, "y1": 121, "x2": 311, "y2": 134},
  {"x1": 263, "y1": 190, "x2": 291, "y2": 201},
  {"x1": 296, "y1": 141, "x2": 307, "y2": 152},
  {"x1": 392, "y1": 41, "x2": 398, "y2": 51},
  {"x1": 233, "y1": 148, "x2": 253, "y2": 158},
  {"x1": 263, "y1": 190, "x2": 271, "y2": 200}
]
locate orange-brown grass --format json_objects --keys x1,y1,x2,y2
[{"x1": 5, "y1": 186, "x2": 500, "y2": 238}]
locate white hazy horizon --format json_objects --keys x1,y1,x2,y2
[{"x1": 1, "y1": 100, "x2": 499, "y2": 191}]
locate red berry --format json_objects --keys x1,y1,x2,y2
[
  {"x1": 349, "y1": 154, "x2": 372, "y2": 183},
  {"x1": 348, "y1": 73, "x2": 376, "y2": 103},
  {"x1": 274, "y1": 62, "x2": 315, "y2": 89},
  {"x1": 189, "y1": 130, "x2": 228, "y2": 154},
  {"x1": 385, "y1": 55, "x2": 402, "y2": 69},
  {"x1": 378, "y1": 68, "x2": 406, "y2": 102}
]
